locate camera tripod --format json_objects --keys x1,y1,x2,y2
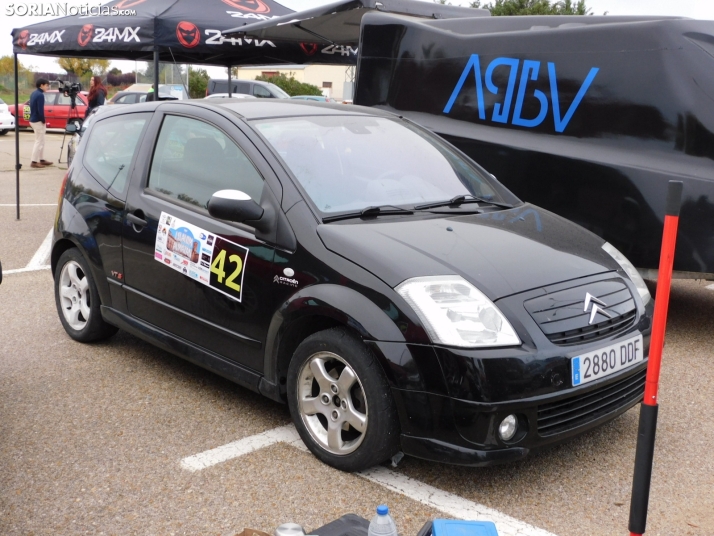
[{"x1": 58, "y1": 92, "x2": 83, "y2": 165}]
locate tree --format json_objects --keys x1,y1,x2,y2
[
  {"x1": 254, "y1": 73, "x2": 322, "y2": 97},
  {"x1": 0, "y1": 55, "x2": 29, "y2": 76},
  {"x1": 109, "y1": 67, "x2": 122, "y2": 75},
  {"x1": 188, "y1": 67, "x2": 210, "y2": 98},
  {"x1": 469, "y1": 0, "x2": 591, "y2": 15},
  {"x1": 57, "y1": 57, "x2": 110, "y2": 76}
]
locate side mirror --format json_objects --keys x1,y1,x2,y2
[
  {"x1": 208, "y1": 190, "x2": 264, "y2": 224},
  {"x1": 65, "y1": 123, "x2": 77, "y2": 133}
]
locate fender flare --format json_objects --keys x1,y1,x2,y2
[
  {"x1": 262, "y1": 284, "x2": 406, "y2": 395},
  {"x1": 52, "y1": 198, "x2": 112, "y2": 307}
]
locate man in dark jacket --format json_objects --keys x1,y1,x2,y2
[{"x1": 29, "y1": 78, "x2": 53, "y2": 168}]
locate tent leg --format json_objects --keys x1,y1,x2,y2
[
  {"x1": 228, "y1": 65, "x2": 232, "y2": 97},
  {"x1": 14, "y1": 53, "x2": 21, "y2": 221},
  {"x1": 154, "y1": 48, "x2": 160, "y2": 96}
]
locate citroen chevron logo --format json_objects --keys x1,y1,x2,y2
[{"x1": 583, "y1": 292, "x2": 612, "y2": 325}]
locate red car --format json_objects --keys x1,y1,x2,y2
[{"x1": 10, "y1": 90, "x2": 88, "y2": 129}]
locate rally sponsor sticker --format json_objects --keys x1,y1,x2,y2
[{"x1": 154, "y1": 212, "x2": 248, "y2": 301}]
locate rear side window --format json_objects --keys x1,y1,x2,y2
[
  {"x1": 148, "y1": 115, "x2": 264, "y2": 209},
  {"x1": 236, "y1": 82, "x2": 250, "y2": 95},
  {"x1": 83, "y1": 113, "x2": 150, "y2": 196}
]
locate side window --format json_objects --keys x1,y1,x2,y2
[
  {"x1": 56, "y1": 93, "x2": 73, "y2": 106},
  {"x1": 83, "y1": 113, "x2": 150, "y2": 196},
  {"x1": 43, "y1": 92, "x2": 56, "y2": 105},
  {"x1": 236, "y1": 82, "x2": 250, "y2": 95},
  {"x1": 148, "y1": 115, "x2": 264, "y2": 209},
  {"x1": 253, "y1": 85, "x2": 271, "y2": 98},
  {"x1": 139, "y1": 94, "x2": 147, "y2": 103}
]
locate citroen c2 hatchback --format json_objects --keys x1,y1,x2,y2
[{"x1": 51, "y1": 100, "x2": 653, "y2": 471}]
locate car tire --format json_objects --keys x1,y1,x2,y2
[
  {"x1": 54, "y1": 248, "x2": 118, "y2": 342},
  {"x1": 287, "y1": 327, "x2": 400, "y2": 472},
  {"x1": 0, "y1": 129, "x2": 8, "y2": 136}
]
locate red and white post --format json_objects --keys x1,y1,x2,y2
[{"x1": 628, "y1": 180, "x2": 683, "y2": 536}]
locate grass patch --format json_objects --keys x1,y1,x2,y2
[{"x1": 0, "y1": 93, "x2": 30, "y2": 104}]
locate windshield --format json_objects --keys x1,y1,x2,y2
[{"x1": 253, "y1": 115, "x2": 517, "y2": 214}]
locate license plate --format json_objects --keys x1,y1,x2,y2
[{"x1": 571, "y1": 334, "x2": 644, "y2": 386}]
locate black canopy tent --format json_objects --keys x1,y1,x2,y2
[
  {"x1": 223, "y1": 0, "x2": 488, "y2": 44},
  {"x1": 9, "y1": 0, "x2": 360, "y2": 219}
]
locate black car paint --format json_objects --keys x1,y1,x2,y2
[
  {"x1": 354, "y1": 13, "x2": 714, "y2": 278},
  {"x1": 52, "y1": 100, "x2": 653, "y2": 466}
]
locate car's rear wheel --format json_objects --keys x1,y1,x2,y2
[
  {"x1": 0, "y1": 129, "x2": 8, "y2": 136},
  {"x1": 287, "y1": 327, "x2": 400, "y2": 471},
  {"x1": 54, "y1": 248, "x2": 118, "y2": 342}
]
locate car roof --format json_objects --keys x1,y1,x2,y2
[
  {"x1": 87, "y1": 99, "x2": 394, "y2": 123},
  {"x1": 204, "y1": 99, "x2": 392, "y2": 120}
]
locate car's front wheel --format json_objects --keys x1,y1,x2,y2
[
  {"x1": 54, "y1": 248, "x2": 118, "y2": 342},
  {"x1": 287, "y1": 327, "x2": 400, "y2": 472}
]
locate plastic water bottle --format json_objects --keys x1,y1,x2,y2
[{"x1": 368, "y1": 505, "x2": 398, "y2": 536}]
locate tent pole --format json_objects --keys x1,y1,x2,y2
[
  {"x1": 228, "y1": 65, "x2": 232, "y2": 97},
  {"x1": 14, "y1": 53, "x2": 21, "y2": 221},
  {"x1": 153, "y1": 47, "x2": 160, "y2": 96}
]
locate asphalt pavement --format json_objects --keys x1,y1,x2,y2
[{"x1": 0, "y1": 131, "x2": 712, "y2": 536}]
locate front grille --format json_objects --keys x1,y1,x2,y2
[
  {"x1": 537, "y1": 368, "x2": 645, "y2": 437},
  {"x1": 524, "y1": 279, "x2": 637, "y2": 346}
]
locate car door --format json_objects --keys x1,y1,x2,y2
[
  {"x1": 121, "y1": 105, "x2": 278, "y2": 372},
  {"x1": 42, "y1": 92, "x2": 57, "y2": 127}
]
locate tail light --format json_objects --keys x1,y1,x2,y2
[{"x1": 58, "y1": 171, "x2": 69, "y2": 205}]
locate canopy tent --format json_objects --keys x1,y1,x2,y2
[
  {"x1": 224, "y1": 0, "x2": 489, "y2": 45},
  {"x1": 11, "y1": 0, "x2": 360, "y2": 66}
]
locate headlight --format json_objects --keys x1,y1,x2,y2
[
  {"x1": 602, "y1": 242, "x2": 651, "y2": 306},
  {"x1": 395, "y1": 275, "x2": 520, "y2": 348}
]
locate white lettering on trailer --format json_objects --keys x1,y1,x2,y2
[{"x1": 205, "y1": 29, "x2": 275, "y2": 47}]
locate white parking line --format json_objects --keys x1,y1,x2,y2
[
  {"x1": 3, "y1": 228, "x2": 53, "y2": 275},
  {"x1": 180, "y1": 424, "x2": 558, "y2": 536},
  {"x1": 706, "y1": 283, "x2": 714, "y2": 291}
]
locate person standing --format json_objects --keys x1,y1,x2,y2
[
  {"x1": 29, "y1": 78, "x2": 52, "y2": 168},
  {"x1": 145, "y1": 84, "x2": 156, "y2": 102},
  {"x1": 85, "y1": 76, "x2": 107, "y2": 118}
]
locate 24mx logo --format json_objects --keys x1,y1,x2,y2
[
  {"x1": 443, "y1": 54, "x2": 599, "y2": 133},
  {"x1": 321, "y1": 45, "x2": 357, "y2": 57},
  {"x1": 205, "y1": 29, "x2": 275, "y2": 47},
  {"x1": 26, "y1": 30, "x2": 65, "y2": 46},
  {"x1": 83, "y1": 26, "x2": 140, "y2": 43}
]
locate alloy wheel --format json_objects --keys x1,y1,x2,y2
[
  {"x1": 296, "y1": 351, "x2": 368, "y2": 455},
  {"x1": 58, "y1": 260, "x2": 91, "y2": 331}
]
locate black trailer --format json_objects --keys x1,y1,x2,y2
[{"x1": 354, "y1": 13, "x2": 714, "y2": 279}]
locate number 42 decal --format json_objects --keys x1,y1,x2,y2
[{"x1": 209, "y1": 236, "x2": 249, "y2": 301}]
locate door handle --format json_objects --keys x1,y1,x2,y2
[{"x1": 127, "y1": 212, "x2": 147, "y2": 228}]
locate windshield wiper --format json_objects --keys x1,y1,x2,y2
[
  {"x1": 322, "y1": 205, "x2": 414, "y2": 223},
  {"x1": 414, "y1": 194, "x2": 513, "y2": 210}
]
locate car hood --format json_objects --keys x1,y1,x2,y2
[{"x1": 316, "y1": 204, "x2": 621, "y2": 300}]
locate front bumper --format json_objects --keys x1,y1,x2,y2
[
  {"x1": 367, "y1": 273, "x2": 653, "y2": 467},
  {"x1": 389, "y1": 360, "x2": 646, "y2": 466}
]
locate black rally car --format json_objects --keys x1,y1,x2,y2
[{"x1": 51, "y1": 100, "x2": 653, "y2": 471}]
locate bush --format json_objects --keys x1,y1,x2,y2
[
  {"x1": 188, "y1": 67, "x2": 209, "y2": 98},
  {"x1": 106, "y1": 72, "x2": 136, "y2": 87},
  {"x1": 255, "y1": 73, "x2": 322, "y2": 97}
]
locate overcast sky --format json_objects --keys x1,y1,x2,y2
[{"x1": 2, "y1": 0, "x2": 713, "y2": 79}]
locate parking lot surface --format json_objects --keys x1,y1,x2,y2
[{"x1": 1, "y1": 131, "x2": 713, "y2": 535}]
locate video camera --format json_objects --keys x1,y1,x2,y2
[{"x1": 57, "y1": 80, "x2": 83, "y2": 107}]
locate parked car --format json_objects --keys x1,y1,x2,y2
[
  {"x1": 52, "y1": 99, "x2": 653, "y2": 472},
  {"x1": 290, "y1": 95, "x2": 336, "y2": 102},
  {"x1": 206, "y1": 78, "x2": 289, "y2": 99},
  {"x1": 203, "y1": 93, "x2": 257, "y2": 100},
  {"x1": 0, "y1": 98, "x2": 15, "y2": 135},
  {"x1": 108, "y1": 91, "x2": 148, "y2": 105},
  {"x1": 9, "y1": 90, "x2": 88, "y2": 128}
]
